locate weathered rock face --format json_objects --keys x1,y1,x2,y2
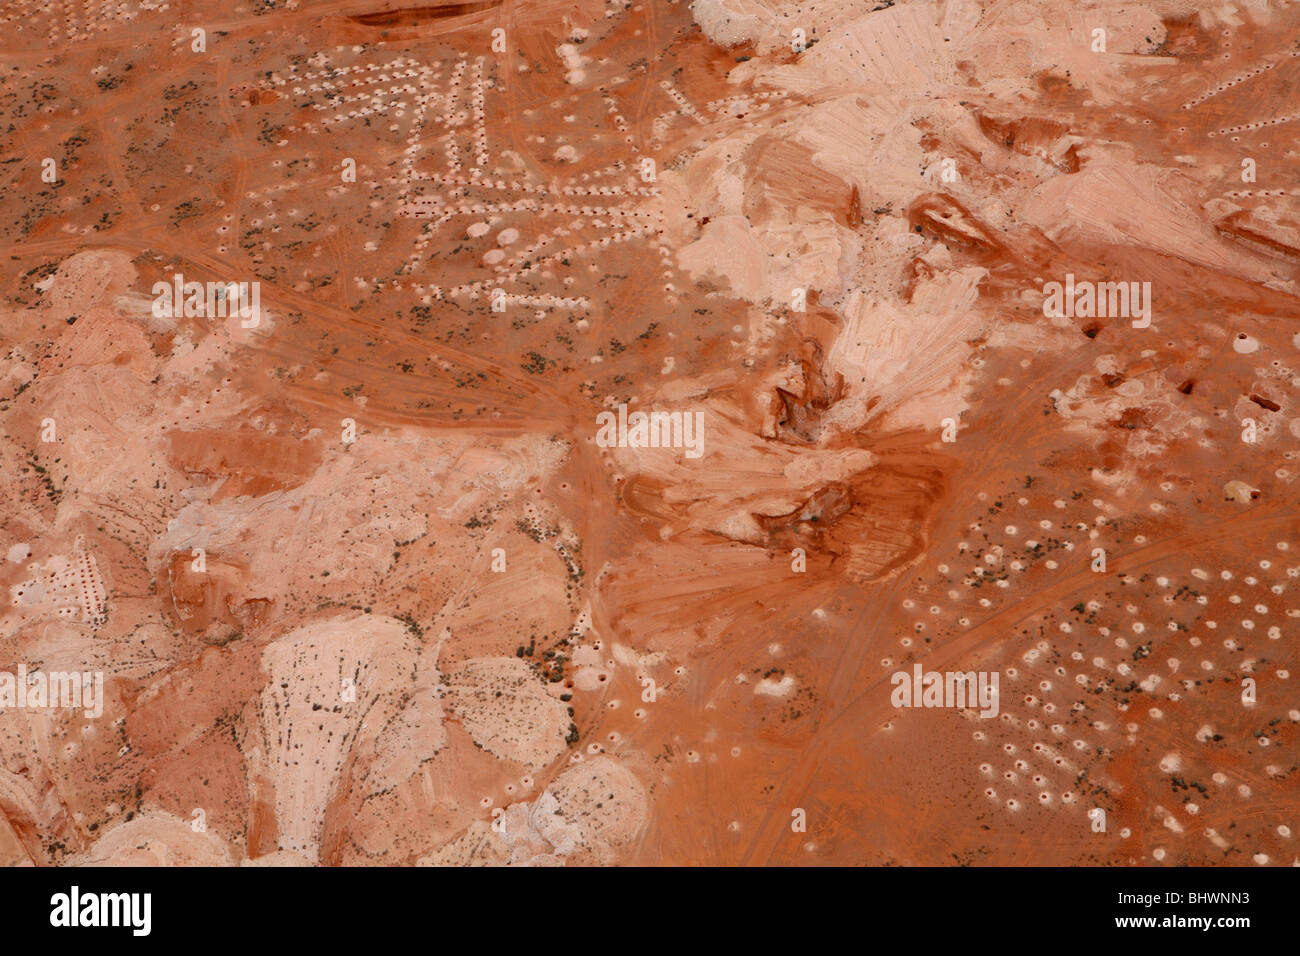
[
  {"x1": 243, "y1": 615, "x2": 427, "y2": 861},
  {"x1": 444, "y1": 657, "x2": 570, "y2": 769}
]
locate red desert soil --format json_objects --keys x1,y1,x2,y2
[{"x1": 0, "y1": 0, "x2": 1297, "y2": 865}]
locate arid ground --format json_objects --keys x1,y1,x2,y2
[{"x1": 0, "y1": 0, "x2": 1298, "y2": 865}]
